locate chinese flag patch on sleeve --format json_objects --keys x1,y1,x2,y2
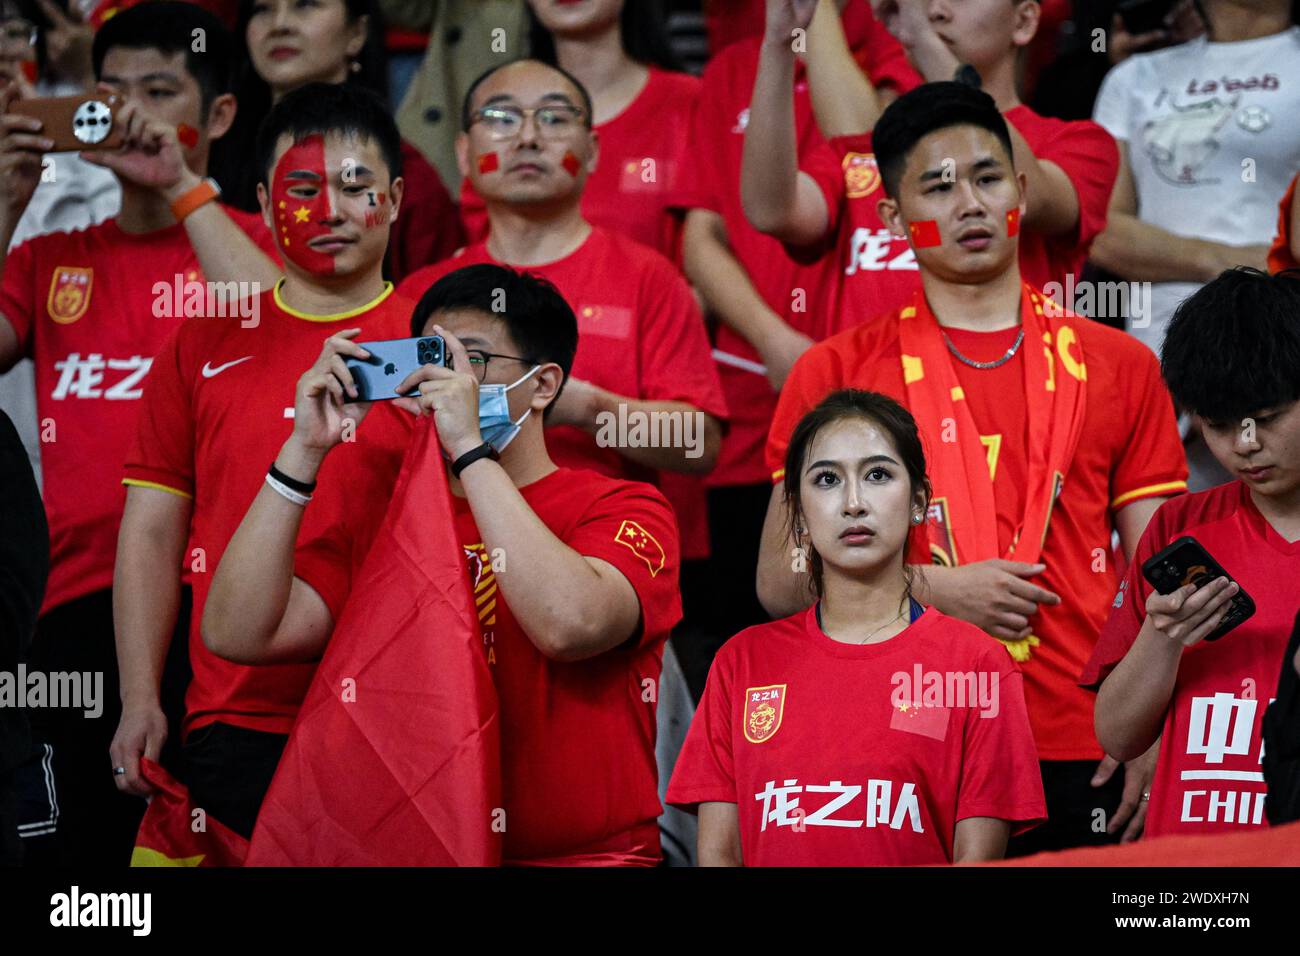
[{"x1": 616, "y1": 519, "x2": 665, "y2": 577}]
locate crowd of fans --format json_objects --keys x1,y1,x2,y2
[{"x1": 0, "y1": 0, "x2": 1298, "y2": 867}]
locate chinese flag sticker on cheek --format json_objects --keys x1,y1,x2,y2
[
  {"x1": 908, "y1": 219, "x2": 942, "y2": 248},
  {"x1": 561, "y1": 151, "x2": 582, "y2": 177},
  {"x1": 1006, "y1": 207, "x2": 1021, "y2": 237},
  {"x1": 477, "y1": 152, "x2": 499, "y2": 174},
  {"x1": 176, "y1": 124, "x2": 199, "y2": 149}
]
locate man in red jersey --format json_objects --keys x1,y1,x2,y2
[
  {"x1": 1086, "y1": 268, "x2": 1300, "y2": 839},
  {"x1": 110, "y1": 83, "x2": 416, "y2": 839},
  {"x1": 743, "y1": 0, "x2": 1117, "y2": 340},
  {"x1": 678, "y1": 0, "x2": 920, "y2": 660},
  {"x1": 0, "y1": 3, "x2": 275, "y2": 865},
  {"x1": 203, "y1": 264, "x2": 683, "y2": 865},
  {"x1": 757, "y1": 83, "x2": 1188, "y2": 853},
  {"x1": 398, "y1": 60, "x2": 726, "y2": 488}
]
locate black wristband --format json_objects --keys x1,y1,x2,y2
[
  {"x1": 450, "y1": 442, "x2": 499, "y2": 478},
  {"x1": 269, "y1": 462, "x2": 317, "y2": 494}
]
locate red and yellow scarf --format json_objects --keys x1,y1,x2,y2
[{"x1": 898, "y1": 284, "x2": 1087, "y2": 659}]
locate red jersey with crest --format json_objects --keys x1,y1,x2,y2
[
  {"x1": 0, "y1": 208, "x2": 274, "y2": 614},
  {"x1": 459, "y1": 68, "x2": 701, "y2": 260},
  {"x1": 295, "y1": 458, "x2": 683, "y2": 865},
  {"x1": 1082, "y1": 481, "x2": 1300, "y2": 838},
  {"x1": 765, "y1": 291, "x2": 1189, "y2": 760},
  {"x1": 666, "y1": 605, "x2": 1045, "y2": 865},
  {"x1": 799, "y1": 109, "x2": 1118, "y2": 339},
  {"x1": 122, "y1": 282, "x2": 414, "y2": 736},
  {"x1": 680, "y1": 23, "x2": 920, "y2": 487},
  {"x1": 398, "y1": 227, "x2": 728, "y2": 558}
]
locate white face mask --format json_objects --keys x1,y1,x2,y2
[{"x1": 477, "y1": 365, "x2": 540, "y2": 453}]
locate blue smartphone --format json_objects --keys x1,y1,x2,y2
[{"x1": 344, "y1": 335, "x2": 446, "y2": 401}]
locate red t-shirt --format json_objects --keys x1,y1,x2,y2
[
  {"x1": 391, "y1": 139, "x2": 464, "y2": 283},
  {"x1": 398, "y1": 227, "x2": 728, "y2": 559},
  {"x1": 765, "y1": 288, "x2": 1189, "y2": 760},
  {"x1": 1268, "y1": 172, "x2": 1298, "y2": 274},
  {"x1": 295, "y1": 462, "x2": 683, "y2": 865},
  {"x1": 1081, "y1": 481, "x2": 1300, "y2": 838},
  {"x1": 946, "y1": 326, "x2": 1029, "y2": 552},
  {"x1": 666, "y1": 605, "x2": 1045, "y2": 865},
  {"x1": 800, "y1": 108, "x2": 1118, "y2": 340},
  {"x1": 0, "y1": 209, "x2": 275, "y2": 614},
  {"x1": 123, "y1": 282, "x2": 414, "y2": 737},
  {"x1": 681, "y1": 29, "x2": 921, "y2": 487},
  {"x1": 460, "y1": 68, "x2": 700, "y2": 261}
]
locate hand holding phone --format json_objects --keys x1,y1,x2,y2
[
  {"x1": 343, "y1": 335, "x2": 447, "y2": 402},
  {"x1": 1141, "y1": 535, "x2": 1256, "y2": 643}
]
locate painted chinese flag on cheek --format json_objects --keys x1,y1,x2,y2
[{"x1": 272, "y1": 134, "x2": 338, "y2": 276}]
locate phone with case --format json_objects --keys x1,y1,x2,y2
[
  {"x1": 343, "y1": 336, "x2": 447, "y2": 401},
  {"x1": 10, "y1": 94, "x2": 125, "y2": 152},
  {"x1": 1140, "y1": 535, "x2": 1256, "y2": 641}
]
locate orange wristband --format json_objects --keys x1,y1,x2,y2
[{"x1": 170, "y1": 178, "x2": 220, "y2": 222}]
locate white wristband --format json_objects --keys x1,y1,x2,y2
[{"x1": 265, "y1": 473, "x2": 312, "y2": 507}]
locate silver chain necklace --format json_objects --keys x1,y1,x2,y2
[{"x1": 942, "y1": 326, "x2": 1025, "y2": 370}]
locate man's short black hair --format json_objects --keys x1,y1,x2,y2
[
  {"x1": 872, "y1": 81, "x2": 1015, "y2": 198},
  {"x1": 255, "y1": 82, "x2": 403, "y2": 185},
  {"x1": 410, "y1": 264, "x2": 578, "y2": 411},
  {"x1": 1161, "y1": 267, "x2": 1300, "y2": 423},
  {"x1": 460, "y1": 58, "x2": 594, "y2": 132},
  {"x1": 92, "y1": 1, "x2": 233, "y2": 111}
]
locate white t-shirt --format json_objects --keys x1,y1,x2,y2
[{"x1": 1094, "y1": 27, "x2": 1300, "y2": 354}]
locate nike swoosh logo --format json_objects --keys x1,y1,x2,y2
[{"x1": 201, "y1": 356, "x2": 254, "y2": 378}]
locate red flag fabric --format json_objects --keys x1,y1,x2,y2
[
  {"x1": 246, "y1": 416, "x2": 502, "y2": 866},
  {"x1": 131, "y1": 758, "x2": 249, "y2": 867}
]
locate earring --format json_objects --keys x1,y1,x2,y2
[
  {"x1": 912, "y1": 512, "x2": 924, "y2": 525},
  {"x1": 349, "y1": 59, "x2": 362, "y2": 74}
]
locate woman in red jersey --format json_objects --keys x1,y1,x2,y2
[{"x1": 667, "y1": 389, "x2": 1046, "y2": 865}]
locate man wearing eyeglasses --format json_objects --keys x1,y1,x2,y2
[{"x1": 397, "y1": 59, "x2": 727, "y2": 488}]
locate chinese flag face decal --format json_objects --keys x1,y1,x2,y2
[
  {"x1": 561, "y1": 151, "x2": 582, "y2": 177},
  {"x1": 1006, "y1": 207, "x2": 1021, "y2": 237},
  {"x1": 477, "y1": 151, "x2": 499, "y2": 174},
  {"x1": 176, "y1": 123, "x2": 199, "y2": 149},
  {"x1": 744, "y1": 685, "x2": 787, "y2": 744},
  {"x1": 908, "y1": 219, "x2": 942, "y2": 248},
  {"x1": 615, "y1": 519, "x2": 665, "y2": 577},
  {"x1": 271, "y1": 134, "x2": 337, "y2": 276}
]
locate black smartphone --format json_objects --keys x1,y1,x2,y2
[
  {"x1": 343, "y1": 335, "x2": 446, "y2": 401},
  {"x1": 1117, "y1": 0, "x2": 1174, "y2": 36},
  {"x1": 1140, "y1": 535, "x2": 1256, "y2": 641}
]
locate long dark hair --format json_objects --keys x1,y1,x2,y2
[
  {"x1": 527, "y1": 0, "x2": 682, "y2": 72},
  {"x1": 782, "y1": 389, "x2": 932, "y2": 602},
  {"x1": 210, "y1": 0, "x2": 389, "y2": 212}
]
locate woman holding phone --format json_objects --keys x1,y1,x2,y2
[
  {"x1": 667, "y1": 389, "x2": 1046, "y2": 865},
  {"x1": 210, "y1": 0, "x2": 461, "y2": 281}
]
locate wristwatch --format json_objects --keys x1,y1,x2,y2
[{"x1": 451, "y1": 442, "x2": 500, "y2": 478}]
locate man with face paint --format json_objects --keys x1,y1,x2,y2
[
  {"x1": 396, "y1": 60, "x2": 727, "y2": 489},
  {"x1": 742, "y1": 0, "x2": 1118, "y2": 342},
  {"x1": 757, "y1": 83, "x2": 1189, "y2": 854},
  {"x1": 205, "y1": 265, "x2": 684, "y2": 866},
  {"x1": 112, "y1": 83, "x2": 416, "y2": 839},
  {"x1": 0, "y1": 2, "x2": 279, "y2": 865}
]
